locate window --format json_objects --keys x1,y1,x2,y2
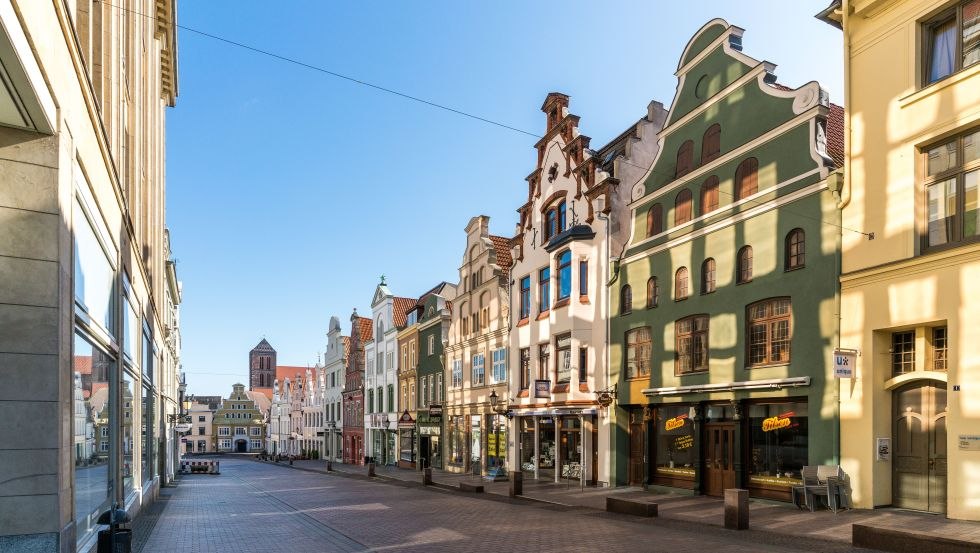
[
  {"x1": 492, "y1": 348, "x2": 507, "y2": 383},
  {"x1": 647, "y1": 204, "x2": 663, "y2": 237},
  {"x1": 892, "y1": 331, "x2": 915, "y2": 375},
  {"x1": 198, "y1": 427, "x2": 204, "y2": 435},
  {"x1": 218, "y1": 426, "x2": 230, "y2": 436},
  {"x1": 701, "y1": 176, "x2": 719, "y2": 214},
  {"x1": 198, "y1": 415, "x2": 205, "y2": 422},
  {"x1": 433, "y1": 375, "x2": 441, "y2": 403},
  {"x1": 647, "y1": 277, "x2": 658, "y2": 308},
  {"x1": 578, "y1": 347, "x2": 587, "y2": 383},
  {"x1": 577, "y1": 261, "x2": 588, "y2": 298},
  {"x1": 539, "y1": 267, "x2": 550, "y2": 312},
  {"x1": 924, "y1": 1, "x2": 980, "y2": 85},
  {"x1": 557, "y1": 250, "x2": 572, "y2": 300},
  {"x1": 452, "y1": 359, "x2": 463, "y2": 388},
  {"x1": 675, "y1": 315, "x2": 709, "y2": 375},
  {"x1": 235, "y1": 427, "x2": 246, "y2": 436},
  {"x1": 538, "y1": 344, "x2": 550, "y2": 380},
  {"x1": 558, "y1": 201, "x2": 567, "y2": 234},
  {"x1": 923, "y1": 128, "x2": 979, "y2": 250},
  {"x1": 545, "y1": 208, "x2": 557, "y2": 241},
  {"x1": 555, "y1": 333, "x2": 571, "y2": 384},
  {"x1": 520, "y1": 348, "x2": 531, "y2": 389},
  {"x1": 674, "y1": 267, "x2": 689, "y2": 300},
  {"x1": 377, "y1": 386, "x2": 383, "y2": 412},
  {"x1": 250, "y1": 427, "x2": 261, "y2": 436},
  {"x1": 735, "y1": 157, "x2": 759, "y2": 200},
  {"x1": 420, "y1": 377, "x2": 428, "y2": 408},
  {"x1": 428, "y1": 335, "x2": 435, "y2": 355},
  {"x1": 676, "y1": 139, "x2": 694, "y2": 178},
  {"x1": 737, "y1": 246, "x2": 753, "y2": 284},
  {"x1": 785, "y1": 228, "x2": 806, "y2": 270},
  {"x1": 472, "y1": 353, "x2": 486, "y2": 386},
  {"x1": 250, "y1": 440, "x2": 262, "y2": 450},
  {"x1": 625, "y1": 327, "x2": 652, "y2": 379},
  {"x1": 933, "y1": 327, "x2": 948, "y2": 371},
  {"x1": 747, "y1": 298, "x2": 792, "y2": 367},
  {"x1": 620, "y1": 285, "x2": 632, "y2": 315},
  {"x1": 368, "y1": 389, "x2": 374, "y2": 413},
  {"x1": 674, "y1": 189, "x2": 693, "y2": 225},
  {"x1": 701, "y1": 258, "x2": 716, "y2": 294},
  {"x1": 701, "y1": 123, "x2": 721, "y2": 163},
  {"x1": 73, "y1": 198, "x2": 116, "y2": 333}
]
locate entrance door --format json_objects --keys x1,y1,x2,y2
[
  {"x1": 419, "y1": 436, "x2": 430, "y2": 469},
  {"x1": 894, "y1": 382, "x2": 947, "y2": 513},
  {"x1": 628, "y1": 412, "x2": 645, "y2": 486},
  {"x1": 704, "y1": 423, "x2": 735, "y2": 497},
  {"x1": 236, "y1": 439, "x2": 247, "y2": 453}
]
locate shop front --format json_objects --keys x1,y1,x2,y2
[
  {"x1": 516, "y1": 410, "x2": 596, "y2": 484},
  {"x1": 417, "y1": 407, "x2": 442, "y2": 470},
  {"x1": 645, "y1": 398, "x2": 812, "y2": 502},
  {"x1": 397, "y1": 411, "x2": 415, "y2": 469}
]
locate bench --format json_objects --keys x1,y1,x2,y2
[
  {"x1": 459, "y1": 482, "x2": 485, "y2": 493},
  {"x1": 605, "y1": 497, "x2": 658, "y2": 517}
]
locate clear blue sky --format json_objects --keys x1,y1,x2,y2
[{"x1": 169, "y1": 1, "x2": 843, "y2": 396}]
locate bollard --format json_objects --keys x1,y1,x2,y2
[
  {"x1": 724, "y1": 488, "x2": 749, "y2": 530},
  {"x1": 326, "y1": 460, "x2": 333, "y2": 471},
  {"x1": 368, "y1": 462, "x2": 376, "y2": 477},
  {"x1": 509, "y1": 471, "x2": 523, "y2": 497},
  {"x1": 289, "y1": 456, "x2": 293, "y2": 466},
  {"x1": 422, "y1": 467, "x2": 432, "y2": 486}
]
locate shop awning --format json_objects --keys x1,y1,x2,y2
[{"x1": 642, "y1": 376, "x2": 810, "y2": 397}]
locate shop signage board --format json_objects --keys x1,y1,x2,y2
[
  {"x1": 175, "y1": 423, "x2": 192, "y2": 432},
  {"x1": 833, "y1": 349, "x2": 856, "y2": 378},
  {"x1": 428, "y1": 404, "x2": 442, "y2": 418},
  {"x1": 959, "y1": 435, "x2": 980, "y2": 451},
  {"x1": 534, "y1": 380, "x2": 551, "y2": 398},
  {"x1": 876, "y1": 437, "x2": 891, "y2": 461}
]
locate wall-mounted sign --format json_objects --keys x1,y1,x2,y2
[
  {"x1": 175, "y1": 423, "x2": 192, "y2": 433},
  {"x1": 833, "y1": 349, "x2": 856, "y2": 379},
  {"x1": 673, "y1": 435, "x2": 694, "y2": 450},
  {"x1": 534, "y1": 380, "x2": 551, "y2": 399},
  {"x1": 762, "y1": 412, "x2": 794, "y2": 432},
  {"x1": 428, "y1": 404, "x2": 443, "y2": 418},
  {"x1": 665, "y1": 414, "x2": 688, "y2": 431},
  {"x1": 959, "y1": 435, "x2": 980, "y2": 451},
  {"x1": 876, "y1": 437, "x2": 891, "y2": 461}
]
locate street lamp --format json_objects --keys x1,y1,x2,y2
[{"x1": 382, "y1": 413, "x2": 392, "y2": 466}]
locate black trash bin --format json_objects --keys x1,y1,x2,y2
[{"x1": 96, "y1": 507, "x2": 132, "y2": 553}]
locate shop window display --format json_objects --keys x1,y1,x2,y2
[
  {"x1": 654, "y1": 405, "x2": 696, "y2": 482},
  {"x1": 73, "y1": 333, "x2": 113, "y2": 545},
  {"x1": 399, "y1": 428, "x2": 416, "y2": 464},
  {"x1": 470, "y1": 415, "x2": 482, "y2": 474},
  {"x1": 748, "y1": 401, "x2": 807, "y2": 488},
  {"x1": 449, "y1": 416, "x2": 466, "y2": 466},
  {"x1": 121, "y1": 372, "x2": 136, "y2": 496},
  {"x1": 520, "y1": 418, "x2": 536, "y2": 473},
  {"x1": 559, "y1": 417, "x2": 582, "y2": 480}
]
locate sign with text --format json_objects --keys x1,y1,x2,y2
[
  {"x1": 876, "y1": 437, "x2": 891, "y2": 461},
  {"x1": 959, "y1": 435, "x2": 980, "y2": 451},
  {"x1": 833, "y1": 349, "x2": 856, "y2": 378},
  {"x1": 534, "y1": 379, "x2": 551, "y2": 399}
]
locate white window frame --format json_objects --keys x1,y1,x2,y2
[
  {"x1": 472, "y1": 353, "x2": 485, "y2": 386},
  {"x1": 218, "y1": 426, "x2": 230, "y2": 436},
  {"x1": 452, "y1": 359, "x2": 463, "y2": 388},
  {"x1": 491, "y1": 348, "x2": 506, "y2": 383}
]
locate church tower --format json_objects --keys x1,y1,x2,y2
[{"x1": 249, "y1": 339, "x2": 276, "y2": 390}]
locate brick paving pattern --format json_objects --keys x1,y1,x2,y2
[{"x1": 137, "y1": 457, "x2": 889, "y2": 552}]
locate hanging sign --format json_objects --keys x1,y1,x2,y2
[
  {"x1": 833, "y1": 349, "x2": 857, "y2": 378},
  {"x1": 762, "y1": 411, "x2": 794, "y2": 432}
]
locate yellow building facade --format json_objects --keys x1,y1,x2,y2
[{"x1": 820, "y1": 0, "x2": 980, "y2": 520}]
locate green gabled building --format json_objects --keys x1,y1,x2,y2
[
  {"x1": 609, "y1": 19, "x2": 843, "y2": 501},
  {"x1": 413, "y1": 284, "x2": 455, "y2": 470}
]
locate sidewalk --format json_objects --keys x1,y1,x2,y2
[{"x1": 275, "y1": 458, "x2": 980, "y2": 550}]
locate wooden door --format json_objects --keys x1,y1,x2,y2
[
  {"x1": 704, "y1": 423, "x2": 735, "y2": 497},
  {"x1": 894, "y1": 382, "x2": 947, "y2": 513},
  {"x1": 628, "y1": 418, "x2": 645, "y2": 486}
]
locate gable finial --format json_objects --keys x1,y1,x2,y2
[{"x1": 380, "y1": 274, "x2": 387, "y2": 285}]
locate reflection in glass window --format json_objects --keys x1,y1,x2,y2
[
  {"x1": 748, "y1": 401, "x2": 808, "y2": 485},
  {"x1": 654, "y1": 405, "x2": 696, "y2": 481},
  {"x1": 73, "y1": 202, "x2": 115, "y2": 332},
  {"x1": 121, "y1": 371, "x2": 136, "y2": 496},
  {"x1": 142, "y1": 385, "x2": 154, "y2": 484},
  {"x1": 73, "y1": 333, "x2": 113, "y2": 546}
]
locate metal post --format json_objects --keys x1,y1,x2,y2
[
  {"x1": 533, "y1": 416, "x2": 540, "y2": 481},
  {"x1": 580, "y1": 414, "x2": 585, "y2": 491}
]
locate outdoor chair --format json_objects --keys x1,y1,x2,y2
[{"x1": 802, "y1": 465, "x2": 850, "y2": 513}]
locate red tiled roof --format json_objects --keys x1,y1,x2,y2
[
  {"x1": 488, "y1": 235, "x2": 513, "y2": 269},
  {"x1": 355, "y1": 316, "x2": 373, "y2": 343},
  {"x1": 276, "y1": 365, "x2": 307, "y2": 384},
  {"x1": 826, "y1": 103, "x2": 844, "y2": 167},
  {"x1": 342, "y1": 336, "x2": 351, "y2": 359},
  {"x1": 392, "y1": 297, "x2": 417, "y2": 327}
]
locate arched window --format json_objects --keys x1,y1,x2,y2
[
  {"x1": 647, "y1": 277, "x2": 658, "y2": 308},
  {"x1": 785, "y1": 228, "x2": 805, "y2": 270},
  {"x1": 557, "y1": 250, "x2": 572, "y2": 300},
  {"x1": 747, "y1": 298, "x2": 792, "y2": 366},
  {"x1": 646, "y1": 203, "x2": 664, "y2": 237},
  {"x1": 700, "y1": 176, "x2": 719, "y2": 215},
  {"x1": 737, "y1": 246, "x2": 753, "y2": 284},
  {"x1": 376, "y1": 319, "x2": 384, "y2": 343},
  {"x1": 735, "y1": 157, "x2": 759, "y2": 200},
  {"x1": 701, "y1": 258, "x2": 716, "y2": 294},
  {"x1": 620, "y1": 285, "x2": 632, "y2": 315},
  {"x1": 675, "y1": 267, "x2": 689, "y2": 300},
  {"x1": 701, "y1": 124, "x2": 721, "y2": 163},
  {"x1": 675, "y1": 189, "x2": 693, "y2": 225},
  {"x1": 676, "y1": 140, "x2": 694, "y2": 178}
]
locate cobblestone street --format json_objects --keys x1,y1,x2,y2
[{"x1": 137, "y1": 458, "x2": 878, "y2": 553}]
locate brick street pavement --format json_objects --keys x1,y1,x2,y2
[
  {"x1": 287, "y1": 458, "x2": 980, "y2": 548},
  {"x1": 138, "y1": 457, "x2": 880, "y2": 552}
]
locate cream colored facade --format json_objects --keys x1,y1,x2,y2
[
  {"x1": 0, "y1": 0, "x2": 179, "y2": 550},
  {"x1": 444, "y1": 216, "x2": 511, "y2": 474},
  {"x1": 187, "y1": 402, "x2": 214, "y2": 454},
  {"x1": 821, "y1": 0, "x2": 980, "y2": 520}
]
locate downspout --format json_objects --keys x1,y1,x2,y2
[{"x1": 834, "y1": 0, "x2": 852, "y2": 468}]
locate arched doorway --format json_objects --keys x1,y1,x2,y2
[
  {"x1": 235, "y1": 439, "x2": 247, "y2": 453},
  {"x1": 893, "y1": 381, "x2": 947, "y2": 513}
]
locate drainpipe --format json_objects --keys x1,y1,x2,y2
[{"x1": 597, "y1": 210, "x2": 613, "y2": 486}]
